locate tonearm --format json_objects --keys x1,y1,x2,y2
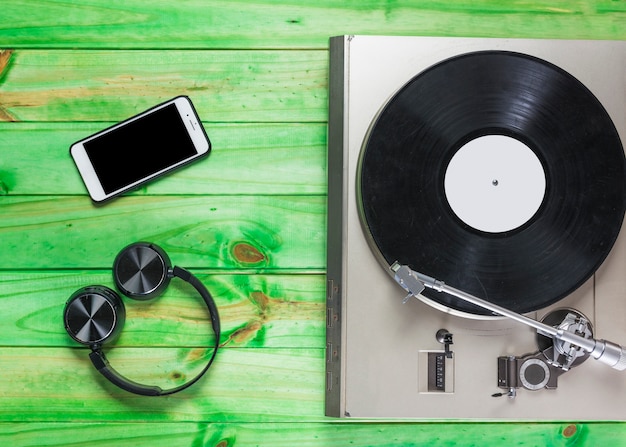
[{"x1": 391, "y1": 262, "x2": 626, "y2": 372}]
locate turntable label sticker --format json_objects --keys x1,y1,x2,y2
[{"x1": 444, "y1": 135, "x2": 546, "y2": 233}]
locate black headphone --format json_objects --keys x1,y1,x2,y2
[{"x1": 63, "y1": 242, "x2": 220, "y2": 396}]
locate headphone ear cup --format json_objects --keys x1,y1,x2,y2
[
  {"x1": 64, "y1": 286, "x2": 125, "y2": 346},
  {"x1": 113, "y1": 242, "x2": 172, "y2": 300}
]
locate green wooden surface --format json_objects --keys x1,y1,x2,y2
[
  {"x1": 0, "y1": 195, "x2": 326, "y2": 270},
  {"x1": 0, "y1": 50, "x2": 327, "y2": 122},
  {"x1": 0, "y1": 271, "x2": 324, "y2": 347},
  {"x1": 0, "y1": 123, "x2": 327, "y2": 195},
  {"x1": 1, "y1": 1, "x2": 626, "y2": 445},
  {"x1": 0, "y1": 421, "x2": 612, "y2": 447},
  {"x1": 1, "y1": 0, "x2": 625, "y2": 49}
]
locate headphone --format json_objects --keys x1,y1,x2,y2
[{"x1": 63, "y1": 242, "x2": 220, "y2": 396}]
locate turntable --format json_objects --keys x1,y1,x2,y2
[{"x1": 325, "y1": 36, "x2": 626, "y2": 419}]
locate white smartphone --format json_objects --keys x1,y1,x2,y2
[{"x1": 70, "y1": 96, "x2": 211, "y2": 203}]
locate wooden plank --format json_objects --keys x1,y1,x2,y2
[
  {"x1": 2, "y1": 421, "x2": 622, "y2": 447},
  {"x1": 1, "y1": 1, "x2": 625, "y2": 49},
  {"x1": 0, "y1": 122, "x2": 327, "y2": 195},
  {"x1": 0, "y1": 271, "x2": 324, "y2": 348},
  {"x1": 0, "y1": 347, "x2": 324, "y2": 422},
  {"x1": 0, "y1": 195, "x2": 326, "y2": 270},
  {"x1": 0, "y1": 49, "x2": 327, "y2": 122}
]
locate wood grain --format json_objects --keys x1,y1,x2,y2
[
  {"x1": 0, "y1": 122, "x2": 326, "y2": 195},
  {"x1": 0, "y1": 195, "x2": 326, "y2": 270},
  {"x1": 0, "y1": 347, "x2": 324, "y2": 422},
  {"x1": 2, "y1": 421, "x2": 621, "y2": 447},
  {"x1": 1, "y1": 1, "x2": 625, "y2": 49},
  {"x1": 0, "y1": 271, "x2": 324, "y2": 348},
  {"x1": 0, "y1": 50, "x2": 327, "y2": 122}
]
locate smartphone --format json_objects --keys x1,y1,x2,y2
[{"x1": 70, "y1": 96, "x2": 210, "y2": 203}]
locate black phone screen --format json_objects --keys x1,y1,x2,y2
[{"x1": 84, "y1": 103, "x2": 197, "y2": 194}]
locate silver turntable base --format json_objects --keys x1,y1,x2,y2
[{"x1": 325, "y1": 35, "x2": 626, "y2": 419}]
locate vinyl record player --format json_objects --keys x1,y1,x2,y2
[{"x1": 325, "y1": 35, "x2": 626, "y2": 419}]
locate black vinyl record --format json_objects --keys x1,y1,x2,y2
[{"x1": 358, "y1": 51, "x2": 626, "y2": 316}]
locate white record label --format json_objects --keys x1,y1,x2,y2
[{"x1": 444, "y1": 135, "x2": 546, "y2": 233}]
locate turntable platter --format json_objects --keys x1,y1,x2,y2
[{"x1": 358, "y1": 51, "x2": 626, "y2": 315}]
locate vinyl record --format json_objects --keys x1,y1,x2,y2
[{"x1": 358, "y1": 51, "x2": 626, "y2": 316}]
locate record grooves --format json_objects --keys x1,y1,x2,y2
[{"x1": 358, "y1": 51, "x2": 626, "y2": 315}]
